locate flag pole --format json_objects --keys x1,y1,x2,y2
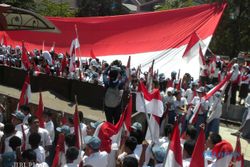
[
  {"x1": 140, "y1": 92, "x2": 155, "y2": 143},
  {"x1": 74, "y1": 95, "x2": 84, "y2": 150}
]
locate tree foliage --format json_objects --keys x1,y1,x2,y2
[
  {"x1": 0, "y1": 0, "x2": 36, "y2": 10},
  {"x1": 34, "y1": 0, "x2": 76, "y2": 17},
  {"x1": 76, "y1": 0, "x2": 128, "y2": 17}
]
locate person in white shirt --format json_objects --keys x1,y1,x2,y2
[
  {"x1": 185, "y1": 82, "x2": 198, "y2": 106},
  {"x1": 206, "y1": 92, "x2": 222, "y2": 137},
  {"x1": 29, "y1": 132, "x2": 45, "y2": 163},
  {"x1": 43, "y1": 110, "x2": 55, "y2": 143},
  {"x1": 82, "y1": 136, "x2": 108, "y2": 167},
  {"x1": 1, "y1": 123, "x2": 20, "y2": 153},
  {"x1": 11, "y1": 111, "x2": 28, "y2": 133},
  {"x1": 63, "y1": 146, "x2": 79, "y2": 167},
  {"x1": 191, "y1": 87, "x2": 209, "y2": 132},
  {"x1": 25, "y1": 116, "x2": 52, "y2": 153},
  {"x1": 19, "y1": 105, "x2": 32, "y2": 125},
  {"x1": 78, "y1": 111, "x2": 87, "y2": 141}
]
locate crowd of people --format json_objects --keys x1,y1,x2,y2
[{"x1": 0, "y1": 44, "x2": 250, "y2": 167}]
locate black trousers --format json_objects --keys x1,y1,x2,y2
[{"x1": 104, "y1": 104, "x2": 122, "y2": 125}]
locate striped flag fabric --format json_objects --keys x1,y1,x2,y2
[
  {"x1": 163, "y1": 122, "x2": 183, "y2": 167},
  {"x1": 136, "y1": 81, "x2": 164, "y2": 117},
  {"x1": 17, "y1": 74, "x2": 31, "y2": 110}
]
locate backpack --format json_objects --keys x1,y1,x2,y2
[{"x1": 104, "y1": 86, "x2": 123, "y2": 108}]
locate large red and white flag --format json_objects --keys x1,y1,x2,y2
[
  {"x1": 189, "y1": 128, "x2": 205, "y2": 167},
  {"x1": 35, "y1": 92, "x2": 45, "y2": 128},
  {"x1": 163, "y1": 122, "x2": 183, "y2": 167},
  {"x1": 17, "y1": 75, "x2": 31, "y2": 110},
  {"x1": 69, "y1": 38, "x2": 79, "y2": 72},
  {"x1": 136, "y1": 82, "x2": 164, "y2": 117},
  {"x1": 1, "y1": 3, "x2": 226, "y2": 79}
]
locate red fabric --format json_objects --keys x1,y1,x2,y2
[
  {"x1": 51, "y1": 133, "x2": 65, "y2": 167},
  {"x1": 61, "y1": 112, "x2": 67, "y2": 125},
  {"x1": 1, "y1": 34, "x2": 7, "y2": 46},
  {"x1": 61, "y1": 55, "x2": 67, "y2": 74},
  {"x1": 212, "y1": 140, "x2": 233, "y2": 160},
  {"x1": 169, "y1": 122, "x2": 183, "y2": 166},
  {"x1": 97, "y1": 97, "x2": 132, "y2": 153},
  {"x1": 18, "y1": 75, "x2": 30, "y2": 109},
  {"x1": 90, "y1": 49, "x2": 96, "y2": 59},
  {"x1": 183, "y1": 32, "x2": 200, "y2": 57},
  {"x1": 138, "y1": 82, "x2": 162, "y2": 101},
  {"x1": 98, "y1": 122, "x2": 117, "y2": 153},
  {"x1": 0, "y1": 3, "x2": 226, "y2": 56},
  {"x1": 35, "y1": 92, "x2": 45, "y2": 128},
  {"x1": 190, "y1": 128, "x2": 205, "y2": 167}
]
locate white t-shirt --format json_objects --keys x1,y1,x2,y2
[
  {"x1": 33, "y1": 146, "x2": 46, "y2": 163},
  {"x1": 185, "y1": 89, "x2": 196, "y2": 104},
  {"x1": 174, "y1": 97, "x2": 187, "y2": 114},
  {"x1": 83, "y1": 151, "x2": 108, "y2": 167},
  {"x1": 45, "y1": 120, "x2": 55, "y2": 142},
  {"x1": 25, "y1": 127, "x2": 52, "y2": 149}
]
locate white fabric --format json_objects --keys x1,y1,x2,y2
[
  {"x1": 25, "y1": 127, "x2": 52, "y2": 149},
  {"x1": 118, "y1": 152, "x2": 138, "y2": 161},
  {"x1": 173, "y1": 97, "x2": 188, "y2": 113},
  {"x1": 4, "y1": 134, "x2": 15, "y2": 153},
  {"x1": 134, "y1": 144, "x2": 142, "y2": 160},
  {"x1": 207, "y1": 97, "x2": 222, "y2": 124},
  {"x1": 23, "y1": 113, "x2": 31, "y2": 125},
  {"x1": 42, "y1": 51, "x2": 53, "y2": 65},
  {"x1": 15, "y1": 124, "x2": 28, "y2": 132},
  {"x1": 63, "y1": 162, "x2": 79, "y2": 167},
  {"x1": 185, "y1": 89, "x2": 195, "y2": 104},
  {"x1": 45, "y1": 120, "x2": 55, "y2": 142},
  {"x1": 33, "y1": 146, "x2": 46, "y2": 163},
  {"x1": 98, "y1": 37, "x2": 211, "y2": 80},
  {"x1": 34, "y1": 162, "x2": 49, "y2": 167},
  {"x1": 182, "y1": 158, "x2": 191, "y2": 167},
  {"x1": 136, "y1": 93, "x2": 164, "y2": 117},
  {"x1": 163, "y1": 149, "x2": 182, "y2": 167},
  {"x1": 145, "y1": 115, "x2": 160, "y2": 143},
  {"x1": 208, "y1": 155, "x2": 233, "y2": 167},
  {"x1": 83, "y1": 151, "x2": 108, "y2": 167}
]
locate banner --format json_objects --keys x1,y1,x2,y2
[{"x1": 0, "y1": 3, "x2": 226, "y2": 79}]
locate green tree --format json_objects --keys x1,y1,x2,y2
[
  {"x1": 210, "y1": 0, "x2": 250, "y2": 57},
  {"x1": 0, "y1": 0, "x2": 36, "y2": 10},
  {"x1": 35, "y1": 0, "x2": 76, "y2": 17},
  {"x1": 77, "y1": 0, "x2": 128, "y2": 17}
]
